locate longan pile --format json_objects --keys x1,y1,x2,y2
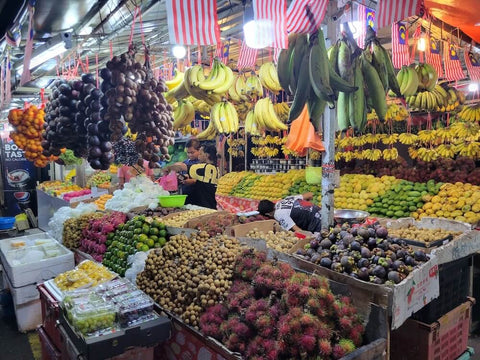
[
  {"x1": 137, "y1": 231, "x2": 241, "y2": 329},
  {"x1": 63, "y1": 212, "x2": 103, "y2": 249}
]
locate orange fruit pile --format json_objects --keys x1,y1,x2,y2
[{"x1": 8, "y1": 105, "x2": 58, "y2": 167}]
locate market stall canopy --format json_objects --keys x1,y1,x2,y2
[{"x1": 425, "y1": 0, "x2": 480, "y2": 44}]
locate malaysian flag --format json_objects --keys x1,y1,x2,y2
[
  {"x1": 464, "y1": 50, "x2": 480, "y2": 81},
  {"x1": 443, "y1": 41, "x2": 465, "y2": 81},
  {"x1": 237, "y1": 41, "x2": 258, "y2": 70},
  {"x1": 425, "y1": 35, "x2": 443, "y2": 78},
  {"x1": 356, "y1": 4, "x2": 375, "y2": 49},
  {"x1": 376, "y1": 0, "x2": 422, "y2": 29},
  {"x1": 273, "y1": 47, "x2": 281, "y2": 64},
  {"x1": 253, "y1": 0, "x2": 288, "y2": 49},
  {"x1": 214, "y1": 42, "x2": 230, "y2": 64},
  {"x1": 20, "y1": 3, "x2": 35, "y2": 86},
  {"x1": 286, "y1": 0, "x2": 328, "y2": 34},
  {"x1": 391, "y1": 22, "x2": 410, "y2": 68},
  {"x1": 165, "y1": 0, "x2": 220, "y2": 45}
]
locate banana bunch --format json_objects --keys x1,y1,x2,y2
[
  {"x1": 406, "y1": 91, "x2": 440, "y2": 112},
  {"x1": 278, "y1": 32, "x2": 356, "y2": 125},
  {"x1": 281, "y1": 145, "x2": 303, "y2": 157},
  {"x1": 245, "y1": 73, "x2": 264, "y2": 98},
  {"x1": 382, "y1": 148, "x2": 399, "y2": 160},
  {"x1": 417, "y1": 129, "x2": 438, "y2": 143},
  {"x1": 196, "y1": 121, "x2": 217, "y2": 141},
  {"x1": 230, "y1": 75, "x2": 250, "y2": 102},
  {"x1": 435, "y1": 144, "x2": 456, "y2": 158},
  {"x1": 227, "y1": 138, "x2": 246, "y2": 158},
  {"x1": 254, "y1": 97, "x2": 288, "y2": 132},
  {"x1": 362, "y1": 148, "x2": 382, "y2": 161},
  {"x1": 456, "y1": 142, "x2": 480, "y2": 158},
  {"x1": 251, "y1": 135, "x2": 285, "y2": 145},
  {"x1": 364, "y1": 133, "x2": 385, "y2": 144},
  {"x1": 178, "y1": 124, "x2": 199, "y2": 137},
  {"x1": 210, "y1": 100, "x2": 239, "y2": 134},
  {"x1": 244, "y1": 110, "x2": 262, "y2": 136},
  {"x1": 386, "y1": 103, "x2": 409, "y2": 121},
  {"x1": 191, "y1": 98, "x2": 211, "y2": 116},
  {"x1": 273, "y1": 102, "x2": 290, "y2": 123},
  {"x1": 398, "y1": 133, "x2": 418, "y2": 145},
  {"x1": 451, "y1": 121, "x2": 480, "y2": 138},
  {"x1": 417, "y1": 147, "x2": 439, "y2": 162},
  {"x1": 173, "y1": 100, "x2": 195, "y2": 130},
  {"x1": 436, "y1": 127, "x2": 454, "y2": 142},
  {"x1": 396, "y1": 66, "x2": 419, "y2": 97},
  {"x1": 351, "y1": 136, "x2": 368, "y2": 147},
  {"x1": 235, "y1": 102, "x2": 253, "y2": 121},
  {"x1": 415, "y1": 63, "x2": 438, "y2": 91},
  {"x1": 258, "y1": 62, "x2": 282, "y2": 93},
  {"x1": 381, "y1": 133, "x2": 399, "y2": 145},
  {"x1": 165, "y1": 80, "x2": 189, "y2": 104},
  {"x1": 165, "y1": 69, "x2": 185, "y2": 90},
  {"x1": 183, "y1": 60, "x2": 234, "y2": 105},
  {"x1": 251, "y1": 146, "x2": 279, "y2": 157},
  {"x1": 444, "y1": 86, "x2": 462, "y2": 110},
  {"x1": 457, "y1": 103, "x2": 480, "y2": 122}
]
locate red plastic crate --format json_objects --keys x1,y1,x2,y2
[
  {"x1": 38, "y1": 325, "x2": 62, "y2": 360},
  {"x1": 391, "y1": 298, "x2": 474, "y2": 360},
  {"x1": 38, "y1": 283, "x2": 62, "y2": 351}
]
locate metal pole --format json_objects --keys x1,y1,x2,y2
[{"x1": 320, "y1": 2, "x2": 338, "y2": 230}]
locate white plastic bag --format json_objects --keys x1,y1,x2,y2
[{"x1": 125, "y1": 250, "x2": 152, "y2": 285}]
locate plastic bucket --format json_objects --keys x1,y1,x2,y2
[{"x1": 305, "y1": 166, "x2": 322, "y2": 184}]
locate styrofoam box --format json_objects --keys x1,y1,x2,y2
[
  {"x1": 0, "y1": 232, "x2": 74, "y2": 287},
  {"x1": 13, "y1": 297, "x2": 42, "y2": 332},
  {"x1": 3, "y1": 269, "x2": 39, "y2": 305}
]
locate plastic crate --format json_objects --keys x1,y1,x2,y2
[
  {"x1": 412, "y1": 255, "x2": 472, "y2": 323},
  {"x1": 456, "y1": 347, "x2": 474, "y2": 360},
  {"x1": 38, "y1": 325, "x2": 62, "y2": 360},
  {"x1": 38, "y1": 283, "x2": 62, "y2": 351},
  {"x1": 391, "y1": 298, "x2": 474, "y2": 360}
]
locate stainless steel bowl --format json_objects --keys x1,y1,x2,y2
[{"x1": 334, "y1": 209, "x2": 370, "y2": 224}]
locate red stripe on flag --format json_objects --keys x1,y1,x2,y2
[
  {"x1": 377, "y1": 0, "x2": 421, "y2": 29},
  {"x1": 166, "y1": 0, "x2": 220, "y2": 45},
  {"x1": 237, "y1": 41, "x2": 258, "y2": 70},
  {"x1": 286, "y1": 0, "x2": 328, "y2": 34},
  {"x1": 443, "y1": 41, "x2": 465, "y2": 81},
  {"x1": 391, "y1": 22, "x2": 410, "y2": 68},
  {"x1": 464, "y1": 50, "x2": 480, "y2": 81},
  {"x1": 253, "y1": 0, "x2": 288, "y2": 49}
]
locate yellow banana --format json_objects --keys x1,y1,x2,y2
[
  {"x1": 213, "y1": 63, "x2": 234, "y2": 95},
  {"x1": 165, "y1": 69, "x2": 185, "y2": 90},
  {"x1": 210, "y1": 102, "x2": 224, "y2": 133}
]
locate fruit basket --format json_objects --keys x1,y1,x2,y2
[
  {"x1": 334, "y1": 209, "x2": 370, "y2": 224},
  {"x1": 158, "y1": 194, "x2": 187, "y2": 208}
]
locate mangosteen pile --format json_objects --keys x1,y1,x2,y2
[{"x1": 295, "y1": 223, "x2": 429, "y2": 285}]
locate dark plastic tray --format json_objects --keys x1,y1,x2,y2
[
  {"x1": 400, "y1": 234, "x2": 453, "y2": 248},
  {"x1": 58, "y1": 310, "x2": 171, "y2": 360}
]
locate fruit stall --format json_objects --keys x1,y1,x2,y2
[{"x1": 1, "y1": 0, "x2": 480, "y2": 359}]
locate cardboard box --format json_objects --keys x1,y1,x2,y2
[
  {"x1": 226, "y1": 219, "x2": 279, "y2": 237},
  {"x1": 391, "y1": 298, "x2": 474, "y2": 360},
  {"x1": 184, "y1": 211, "x2": 232, "y2": 229}
]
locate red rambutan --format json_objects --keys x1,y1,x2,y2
[
  {"x1": 256, "y1": 314, "x2": 274, "y2": 329},
  {"x1": 339, "y1": 316, "x2": 353, "y2": 330},
  {"x1": 300, "y1": 313, "x2": 316, "y2": 327},
  {"x1": 317, "y1": 323, "x2": 333, "y2": 340},
  {"x1": 318, "y1": 339, "x2": 333, "y2": 356},
  {"x1": 349, "y1": 327, "x2": 364, "y2": 347},
  {"x1": 298, "y1": 334, "x2": 317, "y2": 352},
  {"x1": 332, "y1": 344, "x2": 347, "y2": 359}
]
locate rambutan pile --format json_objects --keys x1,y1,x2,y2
[{"x1": 199, "y1": 250, "x2": 365, "y2": 359}]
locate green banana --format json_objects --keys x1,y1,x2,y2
[
  {"x1": 293, "y1": 34, "x2": 309, "y2": 86},
  {"x1": 277, "y1": 33, "x2": 298, "y2": 94},
  {"x1": 337, "y1": 91, "x2": 349, "y2": 131},
  {"x1": 380, "y1": 44, "x2": 402, "y2": 97},
  {"x1": 288, "y1": 48, "x2": 297, "y2": 94},
  {"x1": 329, "y1": 66, "x2": 358, "y2": 93},
  {"x1": 371, "y1": 41, "x2": 388, "y2": 93},
  {"x1": 349, "y1": 57, "x2": 366, "y2": 131},
  {"x1": 307, "y1": 87, "x2": 325, "y2": 132},
  {"x1": 338, "y1": 40, "x2": 354, "y2": 84},
  {"x1": 277, "y1": 49, "x2": 291, "y2": 94},
  {"x1": 361, "y1": 52, "x2": 388, "y2": 121},
  {"x1": 309, "y1": 31, "x2": 335, "y2": 102},
  {"x1": 288, "y1": 52, "x2": 310, "y2": 123},
  {"x1": 328, "y1": 40, "x2": 340, "y2": 75}
]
